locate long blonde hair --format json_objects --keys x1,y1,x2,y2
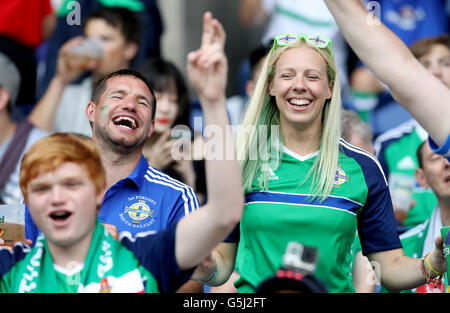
[{"x1": 236, "y1": 39, "x2": 342, "y2": 202}]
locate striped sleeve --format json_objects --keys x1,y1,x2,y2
[
  {"x1": 145, "y1": 167, "x2": 199, "y2": 216},
  {"x1": 429, "y1": 134, "x2": 450, "y2": 161},
  {"x1": 373, "y1": 120, "x2": 417, "y2": 177}
]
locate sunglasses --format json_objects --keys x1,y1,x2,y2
[{"x1": 272, "y1": 34, "x2": 333, "y2": 57}]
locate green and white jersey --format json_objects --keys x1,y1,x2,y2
[
  {"x1": 374, "y1": 119, "x2": 438, "y2": 227},
  {"x1": 0, "y1": 220, "x2": 192, "y2": 293},
  {"x1": 235, "y1": 139, "x2": 401, "y2": 293}
]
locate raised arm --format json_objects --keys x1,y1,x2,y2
[
  {"x1": 174, "y1": 12, "x2": 244, "y2": 272},
  {"x1": 368, "y1": 236, "x2": 446, "y2": 292},
  {"x1": 324, "y1": 0, "x2": 450, "y2": 146}
]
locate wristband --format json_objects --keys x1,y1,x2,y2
[
  {"x1": 426, "y1": 253, "x2": 445, "y2": 276},
  {"x1": 421, "y1": 252, "x2": 444, "y2": 286}
]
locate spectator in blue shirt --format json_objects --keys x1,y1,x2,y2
[{"x1": 25, "y1": 68, "x2": 202, "y2": 292}]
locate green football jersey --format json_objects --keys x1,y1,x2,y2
[
  {"x1": 0, "y1": 220, "x2": 190, "y2": 293},
  {"x1": 235, "y1": 140, "x2": 401, "y2": 293}
]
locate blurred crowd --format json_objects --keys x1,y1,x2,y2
[{"x1": 0, "y1": 0, "x2": 449, "y2": 294}]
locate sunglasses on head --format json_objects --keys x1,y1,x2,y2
[{"x1": 272, "y1": 34, "x2": 333, "y2": 57}]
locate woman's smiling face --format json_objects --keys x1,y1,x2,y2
[{"x1": 269, "y1": 46, "x2": 332, "y2": 132}]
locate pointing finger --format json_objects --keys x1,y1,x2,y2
[{"x1": 201, "y1": 11, "x2": 214, "y2": 48}]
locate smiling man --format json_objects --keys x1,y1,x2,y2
[
  {"x1": 26, "y1": 69, "x2": 199, "y2": 247},
  {"x1": 6, "y1": 12, "x2": 244, "y2": 292},
  {"x1": 23, "y1": 68, "x2": 200, "y2": 295},
  {"x1": 26, "y1": 57, "x2": 202, "y2": 294},
  {"x1": 24, "y1": 12, "x2": 243, "y2": 293},
  {"x1": 87, "y1": 71, "x2": 155, "y2": 154}
]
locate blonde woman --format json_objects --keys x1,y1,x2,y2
[{"x1": 211, "y1": 34, "x2": 446, "y2": 293}]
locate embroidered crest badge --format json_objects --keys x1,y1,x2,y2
[{"x1": 334, "y1": 167, "x2": 349, "y2": 188}]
